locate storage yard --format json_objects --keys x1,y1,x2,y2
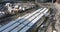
[{"x1": 0, "y1": 0, "x2": 60, "y2": 32}]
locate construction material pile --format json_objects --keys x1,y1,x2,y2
[{"x1": 0, "y1": 2, "x2": 36, "y2": 18}]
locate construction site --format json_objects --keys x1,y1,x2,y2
[{"x1": 0, "y1": 0, "x2": 60, "y2": 32}]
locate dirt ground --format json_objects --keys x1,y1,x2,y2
[
  {"x1": 54, "y1": 2, "x2": 60, "y2": 32},
  {"x1": 46, "y1": 2, "x2": 60, "y2": 32},
  {"x1": 38, "y1": 2, "x2": 60, "y2": 32}
]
